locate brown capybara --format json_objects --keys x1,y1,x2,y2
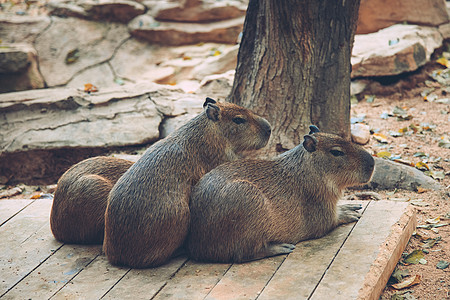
[
  {"x1": 187, "y1": 125, "x2": 375, "y2": 263},
  {"x1": 104, "y1": 97, "x2": 272, "y2": 268},
  {"x1": 50, "y1": 157, "x2": 134, "y2": 244}
]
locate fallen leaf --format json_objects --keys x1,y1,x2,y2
[
  {"x1": 403, "y1": 250, "x2": 425, "y2": 265},
  {"x1": 426, "y1": 216, "x2": 440, "y2": 224},
  {"x1": 415, "y1": 161, "x2": 429, "y2": 171},
  {"x1": 391, "y1": 275, "x2": 421, "y2": 290},
  {"x1": 422, "y1": 236, "x2": 441, "y2": 249},
  {"x1": 365, "y1": 95, "x2": 375, "y2": 103},
  {"x1": 390, "y1": 268, "x2": 410, "y2": 284},
  {"x1": 30, "y1": 193, "x2": 42, "y2": 199},
  {"x1": 436, "y1": 260, "x2": 449, "y2": 269},
  {"x1": 375, "y1": 151, "x2": 391, "y2": 159},
  {"x1": 436, "y1": 57, "x2": 450, "y2": 68},
  {"x1": 84, "y1": 83, "x2": 98, "y2": 93},
  {"x1": 373, "y1": 133, "x2": 388, "y2": 143},
  {"x1": 393, "y1": 159, "x2": 414, "y2": 167},
  {"x1": 416, "y1": 187, "x2": 427, "y2": 194},
  {"x1": 424, "y1": 170, "x2": 445, "y2": 180},
  {"x1": 65, "y1": 48, "x2": 80, "y2": 64}
]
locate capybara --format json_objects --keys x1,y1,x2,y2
[
  {"x1": 187, "y1": 125, "x2": 375, "y2": 263},
  {"x1": 50, "y1": 157, "x2": 134, "y2": 244},
  {"x1": 104, "y1": 97, "x2": 272, "y2": 268}
]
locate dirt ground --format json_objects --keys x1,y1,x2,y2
[{"x1": 350, "y1": 74, "x2": 450, "y2": 299}]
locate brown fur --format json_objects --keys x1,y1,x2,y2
[
  {"x1": 104, "y1": 99, "x2": 271, "y2": 268},
  {"x1": 50, "y1": 156, "x2": 134, "y2": 244},
  {"x1": 187, "y1": 126, "x2": 375, "y2": 263}
]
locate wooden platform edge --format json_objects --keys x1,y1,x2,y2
[{"x1": 357, "y1": 204, "x2": 417, "y2": 300}]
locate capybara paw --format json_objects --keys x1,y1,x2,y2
[
  {"x1": 337, "y1": 209, "x2": 361, "y2": 225},
  {"x1": 339, "y1": 203, "x2": 363, "y2": 212},
  {"x1": 267, "y1": 243, "x2": 296, "y2": 256}
]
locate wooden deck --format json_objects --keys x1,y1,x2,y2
[{"x1": 0, "y1": 198, "x2": 416, "y2": 300}]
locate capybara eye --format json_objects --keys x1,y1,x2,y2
[
  {"x1": 232, "y1": 117, "x2": 247, "y2": 124},
  {"x1": 330, "y1": 149, "x2": 345, "y2": 157}
]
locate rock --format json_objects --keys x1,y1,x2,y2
[
  {"x1": 0, "y1": 15, "x2": 51, "y2": 44},
  {"x1": 154, "y1": 1, "x2": 246, "y2": 23},
  {"x1": 35, "y1": 17, "x2": 130, "y2": 87},
  {"x1": 351, "y1": 123, "x2": 371, "y2": 145},
  {"x1": 357, "y1": 0, "x2": 449, "y2": 34},
  {"x1": 0, "y1": 44, "x2": 45, "y2": 93},
  {"x1": 110, "y1": 39, "x2": 176, "y2": 84},
  {"x1": 196, "y1": 70, "x2": 235, "y2": 99},
  {"x1": 0, "y1": 187, "x2": 23, "y2": 199},
  {"x1": 350, "y1": 80, "x2": 368, "y2": 96},
  {"x1": 160, "y1": 113, "x2": 197, "y2": 139},
  {"x1": 49, "y1": 0, "x2": 146, "y2": 23},
  {"x1": 352, "y1": 25, "x2": 443, "y2": 78},
  {"x1": 128, "y1": 15, "x2": 244, "y2": 46},
  {"x1": 66, "y1": 63, "x2": 117, "y2": 89},
  {"x1": 365, "y1": 158, "x2": 441, "y2": 191},
  {"x1": 0, "y1": 82, "x2": 204, "y2": 184},
  {"x1": 439, "y1": 22, "x2": 450, "y2": 40},
  {"x1": 191, "y1": 44, "x2": 239, "y2": 80}
]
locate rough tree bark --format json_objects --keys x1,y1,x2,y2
[{"x1": 228, "y1": 0, "x2": 361, "y2": 153}]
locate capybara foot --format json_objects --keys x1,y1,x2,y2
[{"x1": 337, "y1": 204, "x2": 362, "y2": 225}]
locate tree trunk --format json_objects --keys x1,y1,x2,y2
[{"x1": 228, "y1": 0, "x2": 360, "y2": 153}]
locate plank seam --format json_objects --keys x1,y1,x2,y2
[
  {"x1": 0, "y1": 199, "x2": 36, "y2": 227},
  {"x1": 150, "y1": 258, "x2": 190, "y2": 300},
  {"x1": 202, "y1": 262, "x2": 233, "y2": 299},
  {"x1": 0, "y1": 242, "x2": 64, "y2": 298},
  {"x1": 99, "y1": 268, "x2": 132, "y2": 299},
  {"x1": 306, "y1": 200, "x2": 372, "y2": 300},
  {"x1": 48, "y1": 252, "x2": 101, "y2": 299},
  {"x1": 254, "y1": 254, "x2": 289, "y2": 300}
]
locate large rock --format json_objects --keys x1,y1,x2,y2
[
  {"x1": 128, "y1": 15, "x2": 244, "y2": 45},
  {"x1": 48, "y1": 0, "x2": 146, "y2": 23},
  {"x1": 352, "y1": 25, "x2": 443, "y2": 78},
  {"x1": 35, "y1": 17, "x2": 130, "y2": 87},
  {"x1": 357, "y1": 0, "x2": 449, "y2": 34},
  {"x1": 154, "y1": 0, "x2": 246, "y2": 23},
  {"x1": 0, "y1": 15, "x2": 51, "y2": 44},
  {"x1": 0, "y1": 83, "x2": 204, "y2": 184},
  {"x1": 366, "y1": 158, "x2": 441, "y2": 191},
  {"x1": 0, "y1": 44, "x2": 45, "y2": 93}
]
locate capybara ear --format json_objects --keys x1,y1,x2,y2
[
  {"x1": 205, "y1": 103, "x2": 220, "y2": 121},
  {"x1": 204, "y1": 97, "x2": 217, "y2": 107},
  {"x1": 303, "y1": 135, "x2": 317, "y2": 152},
  {"x1": 309, "y1": 125, "x2": 320, "y2": 134}
]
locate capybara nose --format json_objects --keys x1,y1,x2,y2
[{"x1": 260, "y1": 119, "x2": 272, "y2": 138}]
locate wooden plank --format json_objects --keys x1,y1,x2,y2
[
  {"x1": 0, "y1": 199, "x2": 52, "y2": 245},
  {"x1": 310, "y1": 200, "x2": 413, "y2": 300},
  {"x1": 258, "y1": 201, "x2": 368, "y2": 300},
  {"x1": 51, "y1": 255, "x2": 129, "y2": 300},
  {"x1": 0, "y1": 199, "x2": 62, "y2": 296},
  {"x1": 0, "y1": 199, "x2": 34, "y2": 225},
  {"x1": 205, "y1": 255, "x2": 286, "y2": 300},
  {"x1": 103, "y1": 256, "x2": 188, "y2": 299},
  {"x1": 357, "y1": 204, "x2": 416, "y2": 300},
  {"x1": 2, "y1": 244, "x2": 101, "y2": 299},
  {"x1": 152, "y1": 260, "x2": 231, "y2": 299}
]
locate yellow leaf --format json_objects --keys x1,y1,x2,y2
[
  {"x1": 212, "y1": 50, "x2": 221, "y2": 56},
  {"x1": 373, "y1": 133, "x2": 388, "y2": 143},
  {"x1": 436, "y1": 57, "x2": 450, "y2": 68},
  {"x1": 415, "y1": 161, "x2": 430, "y2": 171},
  {"x1": 375, "y1": 151, "x2": 391, "y2": 159}
]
